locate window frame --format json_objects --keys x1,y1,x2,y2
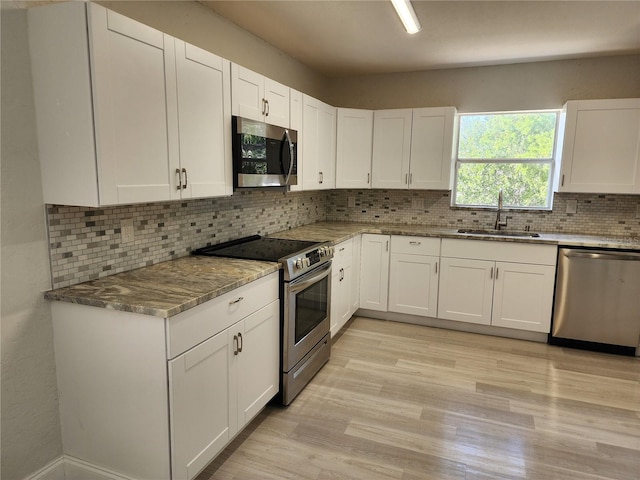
[{"x1": 451, "y1": 109, "x2": 562, "y2": 211}]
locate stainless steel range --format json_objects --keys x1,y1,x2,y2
[{"x1": 193, "y1": 235, "x2": 333, "y2": 404}]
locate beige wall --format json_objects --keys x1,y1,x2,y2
[
  {"x1": 1, "y1": 8, "x2": 64, "y2": 480},
  {"x1": 98, "y1": 0, "x2": 329, "y2": 101},
  {"x1": 326, "y1": 54, "x2": 640, "y2": 111}
]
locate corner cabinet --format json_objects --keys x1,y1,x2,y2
[
  {"x1": 302, "y1": 95, "x2": 337, "y2": 190},
  {"x1": 28, "y1": 2, "x2": 232, "y2": 207},
  {"x1": 335, "y1": 108, "x2": 374, "y2": 189},
  {"x1": 372, "y1": 107, "x2": 456, "y2": 190},
  {"x1": 51, "y1": 273, "x2": 279, "y2": 480},
  {"x1": 388, "y1": 236, "x2": 440, "y2": 317},
  {"x1": 437, "y1": 239, "x2": 556, "y2": 333},
  {"x1": 359, "y1": 234, "x2": 390, "y2": 312},
  {"x1": 559, "y1": 98, "x2": 640, "y2": 194},
  {"x1": 231, "y1": 63, "x2": 290, "y2": 128}
]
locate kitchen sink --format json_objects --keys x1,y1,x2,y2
[{"x1": 457, "y1": 229, "x2": 540, "y2": 238}]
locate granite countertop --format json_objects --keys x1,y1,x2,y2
[
  {"x1": 45, "y1": 221, "x2": 639, "y2": 318},
  {"x1": 44, "y1": 256, "x2": 279, "y2": 318},
  {"x1": 269, "y1": 221, "x2": 640, "y2": 250}
]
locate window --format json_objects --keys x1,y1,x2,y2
[{"x1": 453, "y1": 111, "x2": 560, "y2": 210}]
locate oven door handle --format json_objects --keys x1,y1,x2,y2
[{"x1": 288, "y1": 262, "x2": 332, "y2": 294}]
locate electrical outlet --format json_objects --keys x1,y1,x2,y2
[
  {"x1": 347, "y1": 196, "x2": 356, "y2": 208},
  {"x1": 121, "y1": 219, "x2": 134, "y2": 243},
  {"x1": 566, "y1": 199, "x2": 577, "y2": 214},
  {"x1": 411, "y1": 198, "x2": 424, "y2": 210}
]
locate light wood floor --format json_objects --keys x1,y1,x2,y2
[{"x1": 196, "y1": 317, "x2": 640, "y2": 480}]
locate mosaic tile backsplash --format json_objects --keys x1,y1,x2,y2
[{"x1": 46, "y1": 189, "x2": 640, "y2": 289}]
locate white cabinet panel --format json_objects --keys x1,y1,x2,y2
[
  {"x1": 331, "y1": 238, "x2": 355, "y2": 337},
  {"x1": 388, "y1": 253, "x2": 439, "y2": 317},
  {"x1": 410, "y1": 107, "x2": 455, "y2": 190},
  {"x1": 560, "y1": 99, "x2": 640, "y2": 194},
  {"x1": 372, "y1": 109, "x2": 412, "y2": 189},
  {"x1": 350, "y1": 234, "x2": 362, "y2": 315},
  {"x1": 302, "y1": 95, "x2": 336, "y2": 190},
  {"x1": 175, "y1": 41, "x2": 232, "y2": 199},
  {"x1": 264, "y1": 78, "x2": 290, "y2": 128},
  {"x1": 359, "y1": 234, "x2": 390, "y2": 312},
  {"x1": 169, "y1": 329, "x2": 236, "y2": 480},
  {"x1": 438, "y1": 257, "x2": 494, "y2": 325},
  {"x1": 492, "y1": 262, "x2": 555, "y2": 333},
  {"x1": 336, "y1": 108, "x2": 373, "y2": 189}
]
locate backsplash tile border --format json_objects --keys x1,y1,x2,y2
[{"x1": 46, "y1": 189, "x2": 640, "y2": 289}]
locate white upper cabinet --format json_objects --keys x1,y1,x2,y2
[
  {"x1": 371, "y1": 107, "x2": 456, "y2": 190},
  {"x1": 302, "y1": 94, "x2": 336, "y2": 190},
  {"x1": 372, "y1": 109, "x2": 413, "y2": 189},
  {"x1": 336, "y1": 108, "x2": 374, "y2": 189},
  {"x1": 28, "y1": 2, "x2": 232, "y2": 207},
  {"x1": 409, "y1": 107, "x2": 456, "y2": 190},
  {"x1": 288, "y1": 89, "x2": 304, "y2": 192},
  {"x1": 559, "y1": 98, "x2": 640, "y2": 194},
  {"x1": 174, "y1": 41, "x2": 232, "y2": 199},
  {"x1": 231, "y1": 64, "x2": 290, "y2": 128}
]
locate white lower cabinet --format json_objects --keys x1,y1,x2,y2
[
  {"x1": 388, "y1": 236, "x2": 440, "y2": 317},
  {"x1": 359, "y1": 234, "x2": 390, "y2": 312},
  {"x1": 331, "y1": 237, "x2": 361, "y2": 337},
  {"x1": 169, "y1": 300, "x2": 279, "y2": 480},
  {"x1": 51, "y1": 272, "x2": 279, "y2": 480},
  {"x1": 437, "y1": 239, "x2": 556, "y2": 333}
]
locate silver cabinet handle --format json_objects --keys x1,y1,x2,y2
[
  {"x1": 435, "y1": 262, "x2": 438, "y2": 274},
  {"x1": 319, "y1": 171, "x2": 323, "y2": 184},
  {"x1": 561, "y1": 174, "x2": 565, "y2": 187},
  {"x1": 409, "y1": 241, "x2": 421, "y2": 245},
  {"x1": 265, "y1": 99, "x2": 269, "y2": 116},
  {"x1": 367, "y1": 173, "x2": 370, "y2": 184},
  {"x1": 386, "y1": 240, "x2": 389, "y2": 252},
  {"x1": 237, "y1": 332, "x2": 243, "y2": 353},
  {"x1": 175, "y1": 168, "x2": 182, "y2": 190},
  {"x1": 261, "y1": 98, "x2": 266, "y2": 115},
  {"x1": 405, "y1": 173, "x2": 408, "y2": 184},
  {"x1": 339, "y1": 247, "x2": 345, "y2": 252},
  {"x1": 409, "y1": 172, "x2": 413, "y2": 184},
  {"x1": 233, "y1": 335, "x2": 239, "y2": 355},
  {"x1": 229, "y1": 296, "x2": 244, "y2": 305},
  {"x1": 490, "y1": 267, "x2": 494, "y2": 279},
  {"x1": 181, "y1": 168, "x2": 187, "y2": 190},
  {"x1": 495, "y1": 267, "x2": 499, "y2": 280}
]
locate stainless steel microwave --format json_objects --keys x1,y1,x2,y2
[{"x1": 232, "y1": 116, "x2": 297, "y2": 189}]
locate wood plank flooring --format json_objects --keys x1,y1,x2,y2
[{"x1": 196, "y1": 317, "x2": 640, "y2": 480}]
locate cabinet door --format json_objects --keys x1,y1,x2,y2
[
  {"x1": 372, "y1": 109, "x2": 412, "y2": 189},
  {"x1": 302, "y1": 95, "x2": 321, "y2": 190},
  {"x1": 359, "y1": 234, "x2": 390, "y2": 312},
  {"x1": 175, "y1": 40, "x2": 232, "y2": 199},
  {"x1": 438, "y1": 257, "x2": 494, "y2": 325},
  {"x1": 330, "y1": 265, "x2": 351, "y2": 337},
  {"x1": 236, "y1": 301, "x2": 280, "y2": 428},
  {"x1": 389, "y1": 253, "x2": 439, "y2": 317},
  {"x1": 169, "y1": 328, "x2": 237, "y2": 480},
  {"x1": 264, "y1": 78, "x2": 290, "y2": 128},
  {"x1": 409, "y1": 107, "x2": 455, "y2": 190},
  {"x1": 231, "y1": 64, "x2": 265, "y2": 122},
  {"x1": 90, "y1": 4, "x2": 178, "y2": 205},
  {"x1": 336, "y1": 108, "x2": 373, "y2": 189},
  {"x1": 350, "y1": 234, "x2": 362, "y2": 315},
  {"x1": 318, "y1": 101, "x2": 337, "y2": 189},
  {"x1": 492, "y1": 262, "x2": 555, "y2": 333},
  {"x1": 560, "y1": 99, "x2": 640, "y2": 194},
  {"x1": 289, "y1": 89, "x2": 304, "y2": 191}
]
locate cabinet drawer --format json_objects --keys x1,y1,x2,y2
[
  {"x1": 391, "y1": 236, "x2": 440, "y2": 256},
  {"x1": 333, "y1": 238, "x2": 353, "y2": 269},
  {"x1": 441, "y1": 239, "x2": 556, "y2": 265},
  {"x1": 166, "y1": 272, "x2": 279, "y2": 359}
]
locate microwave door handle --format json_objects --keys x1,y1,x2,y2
[{"x1": 282, "y1": 129, "x2": 294, "y2": 185}]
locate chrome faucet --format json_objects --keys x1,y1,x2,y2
[{"x1": 494, "y1": 190, "x2": 508, "y2": 230}]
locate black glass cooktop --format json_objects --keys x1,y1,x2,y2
[{"x1": 192, "y1": 235, "x2": 319, "y2": 263}]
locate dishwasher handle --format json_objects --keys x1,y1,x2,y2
[{"x1": 562, "y1": 249, "x2": 640, "y2": 262}]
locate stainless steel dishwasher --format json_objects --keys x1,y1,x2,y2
[{"x1": 550, "y1": 247, "x2": 640, "y2": 355}]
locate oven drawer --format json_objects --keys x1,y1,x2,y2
[{"x1": 166, "y1": 272, "x2": 279, "y2": 359}]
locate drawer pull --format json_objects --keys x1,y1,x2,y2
[
  {"x1": 409, "y1": 241, "x2": 421, "y2": 245},
  {"x1": 229, "y1": 297, "x2": 244, "y2": 305}
]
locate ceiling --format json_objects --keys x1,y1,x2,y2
[{"x1": 199, "y1": 0, "x2": 640, "y2": 77}]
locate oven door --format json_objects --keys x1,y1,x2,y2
[{"x1": 283, "y1": 261, "x2": 331, "y2": 372}]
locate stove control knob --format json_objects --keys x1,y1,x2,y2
[
  {"x1": 303, "y1": 257, "x2": 310, "y2": 268},
  {"x1": 295, "y1": 258, "x2": 303, "y2": 269}
]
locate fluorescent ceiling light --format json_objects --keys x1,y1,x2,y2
[{"x1": 390, "y1": 0, "x2": 421, "y2": 34}]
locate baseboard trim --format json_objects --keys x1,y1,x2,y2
[
  {"x1": 63, "y1": 456, "x2": 136, "y2": 480},
  {"x1": 24, "y1": 456, "x2": 65, "y2": 480},
  {"x1": 355, "y1": 309, "x2": 548, "y2": 343}
]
